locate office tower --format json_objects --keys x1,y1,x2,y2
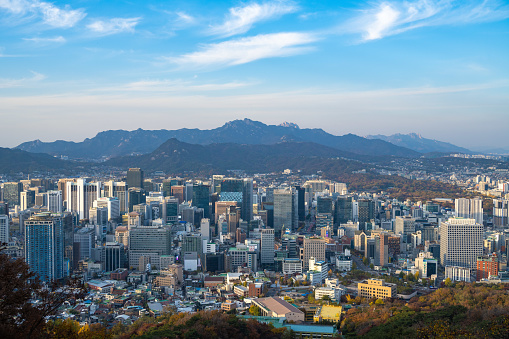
[
  {"x1": 294, "y1": 185, "x2": 306, "y2": 222},
  {"x1": 200, "y1": 218, "x2": 210, "y2": 241},
  {"x1": 2, "y1": 182, "x2": 23, "y2": 206},
  {"x1": 103, "y1": 181, "x2": 128, "y2": 213},
  {"x1": 182, "y1": 234, "x2": 202, "y2": 254},
  {"x1": 227, "y1": 206, "x2": 241, "y2": 236},
  {"x1": 215, "y1": 201, "x2": 238, "y2": 223},
  {"x1": 317, "y1": 196, "x2": 333, "y2": 214},
  {"x1": 335, "y1": 196, "x2": 352, "y2": 225},
  {"x1": 273, "y1": 188, "x2": 294, "y2": 233},
  {"x1": 143, "y1": 180, "x2": 155, "y2": 192},
  {"x1": 375, "y1": 233, "x2": 389, "y2": 267},
  {"x1": 242, "y1": 178, "x2": 253, "y2": 222},
  {"x1": 0, "y1": 201, "x2": 8, "y2": 216},
  {"x1": 128, "y1": 226, "x2": 171, "y2": 269},
  {"x1": 66, "y1": 178, "x2": 101, "y2": 220},
  {"x1": 0, "y1": 214, "x2": 8, "y2": 244},
  {"x1": 93, "y1": 197, "x2": 120, "y2": 221},
  {"x1": 302, "y1": 237, "x2": 326, "y2": 270},
  {"x1": 260, "y1": 228, "x2": 275, "y2": 265},
  {"x1": 89, "y1": 206, "x2": 108, "y2": 225},
  {"x1": 162, "y1": 179, "x2": 172, "y2": 197},
  {"x1": 20, "y1": 190, "x2": 35, "y2": 211},
  {"x1": 74, "y1": 226, "x2": 95, "y2": 260},
  {"x1": 440, "y1": 218, "x2": 483, "y2": 269},
  {"x1": 127, "y1": 168, "x2": 144, "y2": 189},
  {"x1": 100, "y1": 242, "x2": 127, "y2": 272},
  {"x1": 192, "y1": 183, "x2": 210, "y2": 219},
  {"x1": 358, "y1": 198, "x2": 375, "y2": 224},
  {"x1": 171, "y1": 185, "x2": 185, "y2": 203},
  {"x1": 24, "y1": 213, "x2": 65, "y2": 282},
  {"x1": 35, "y1": 193, "x2": 46, "y2": 208},
  {"x1": 46, "y1": 190, "x2": 63, "y2": 213},
  {"x1": 455, "y1": 198, "x2": 483, "y2": 225},
  {"x1": 493, "y1": 199, "x2": 509, "y2": 227},
  {"x1": 163, "y1": 197, "x2": 179, "y2": 223},
  {"x1": 128, "y1": 188, "x2": 146, "y2": 212},
  {"x1": 476, "y1": 253, "x2": 499, "y2": 281},
  {"x1": 281, "y1": 234, "x2": 298, "y2": 258},
  {"x1": 394, "y1": 216, "x2": 415, "y2": 236}
]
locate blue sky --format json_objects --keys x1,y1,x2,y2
[{"x1": 0, "y1": 0, "x2": 508, "y2": 150}]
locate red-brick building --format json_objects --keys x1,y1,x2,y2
[{"x1": 476, "y1": 253, "x2": 499, "y2": 281}]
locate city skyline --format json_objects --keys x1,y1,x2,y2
[{"x1": 1, "y1": 0, "x2": 508, "y2": 149}]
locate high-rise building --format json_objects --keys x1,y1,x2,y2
[
  {"x1": 20, "y1": 190, "x2": 35, "y2": 211},
  {"x1": 103, "y1": 181, "x2": 128, "y2": 213},
  {"x1": 66, "y1": 178, "x2": 101, "y2": 220},
  {"x1": 192, "y1": 183, "x2": 210, "y2": 219},
  {"x1": 440, "y1": 218, "x2": 483, "y2": 269},
  {"x1": 24, "y1": 213, "x2": 65, "y2": 282},
  {"x1": 394, "y1": 216, "x2": 415, "y2": 237},
  {"x1": 163, "y1": 197, "x2": 179, "y2": 223},
  {"x1": 455, "y1": 198, "x2": 483, "y2": 225},
  {"x1": 302, "y1": 237, "x2": 326, "y2": 270},
  {"x1": 74, "y1": 226, "x2": 95, "y2": 260},
  {"x1": 335, "y1": 196, "x2": 352, "y2": 225},
  {"x1": 2, "y1": 182, "x2": 23, "y2": 206},
  {"x1": 171, "y1": 185, "x2": 185, "y2": 203},
  {"x1": 200, "y1": 218, "x2": 211, "y2": 241},
  {"x1": 294, "y1": 185, "x2": 306, "y2": 222},
  {"x1": 273, "y1": 188, "x2": 294, "y2": 233},
  {"x1": 127, "y1": 168, "x2": 144, "y2": 189},
  {"x1": 93, "y1": 197, "x2": 120, "y2": 221},
  {"x1": 358, "y1": 198, "x2": 375, "y2": 224},
  {"x1": 46, "y1": 190, "x2": 63, "y2": 213},
  {"x1": 0, "y1": 214, "x2": 9, "y2": 244},
  {"x1": 260, "y1": 228, "x2": 275, "y2": 265},
  {"x1": 100, "y1": 242, "x2": 127, "y2": 272},
  {"x1": 128, "y1": 226, "x2": 171, "y2": 269},
  {"x1": 317, "y1": 196, "x2": 333, "y2": 214},
  {"x1": 493, "y1": 199, "x2": 509, "y2": 227},
  {"x1": 128, "y1": 188, "x2": 146, "y2": 212}
]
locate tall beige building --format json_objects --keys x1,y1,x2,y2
[
  {"x1": 302, "y1": 237, "x2": 326, "y2": 270},
  {"x1": 440, "y1": 217, "x2": 483, "y2": 269}
]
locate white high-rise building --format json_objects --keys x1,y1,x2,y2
[
  {"x1": 66, "y1": 178, "x2": 101, "y2": 220},
  {"x1": 440, "y1": 217, "x2": 483, "y2": 269},
  {"x1": 455, "y1": 198, "x2": 483, "y2": 225},
  {"x1": 0, "y1": 215, "x2": 9, "y2": 244},
  {"x1": 260, "y1": 228, "x2": 275, "y2": 265},
  {"x1": 200, "y1": 218, "x2": 210, "y2": 241},
  {"x1": 47, "y1": 190, "x2": 63, "y2": 213},
  {"x1": 493, "y1": 199, "x2": 509, "y2": 227},
  {"x1": 93, "y1": 197, "x2": 120, "y2": 221},
  {"x1": 103, "y1": 181, "x2": 128, "y2": 213}
]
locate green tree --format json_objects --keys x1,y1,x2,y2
[
  {"x1": 363, "y1": 257, "x2": 369, "y2": 265},
  {"x1": 444, "y1": 278, "x2": 453, "y2": 287},
  {"x1": 369, "y1": 263, "x2": 374, "y2": 270},
  {"x1": 322, "y1": 295, "x2": 331, "y2": 301}
]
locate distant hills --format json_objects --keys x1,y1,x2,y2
[
  {"x1": 16, "y1": 119, "x2": 420, "y2": 160},
  {"x1": 0, "y1": 147, "x2": 78, "y2": 174},
  {"x1": 366, "y1": 133, "x2": 472, "y2": 154},
  {"x1": 104, "y1": 138, "x2": 369, "y2": 175}
]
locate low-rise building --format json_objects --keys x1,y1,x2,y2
[
  {"x1": 357, "y1": 279, "x2": 396, "y2": 299},
  {"x1": 252, "y1": 297, "x2": 305, "y2": 322},
  {"x1": 313, "y1": 305, "x2": 342, "y2": 323}
]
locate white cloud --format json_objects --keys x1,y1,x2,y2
[
  {"x1": 170, "y1": 32, "x2": 317, "y2": 68},
  {"x1": 23, "y1": 35, "x2": 66, "y2": 43},
  {"x1": 347, "y1": 0, "x2": 509, "y2": 41},
  {"x1": 0, "y1": 71, "x2": 45, "y2": 88},
  {"x1": 0, "y1": 0, "x2": 86, "y2": 28},
  {"x1": 175, "y1": 11, "x2": 195, "y2": 24},
  {"x1": 210, "y1": 1, "x2": 298, "y2": 37},
  {"x1": 87, "y1": 17, "x2": 141, "y2": 35}
]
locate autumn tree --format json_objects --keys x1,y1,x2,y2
[{"x1": 0, "y1": 246, "x2": 86, "y2": 338}]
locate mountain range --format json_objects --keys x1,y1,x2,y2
[
  {"x1": 16, "y1": 119, "x2": 424, "y2": 160},
  {"x1": 104, "y1": 138, "x2": 370, "y2": 174},
  {"x1": 366, "y1": 133, "x2": 472, "y2": 154}
]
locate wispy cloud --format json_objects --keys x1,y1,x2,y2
[
  {"x1": 175, "y1": 11, "x2": 195, "y2": 25},
  {"x1": 169, "y1": 32, "x2": 317, "y2": 68},
  {"x1": 95, "y1": 79, "x2": 254, "y2": 93},
  {"x1": 87, "y1": 17, "x2": 141, "y2": 35},
  {"x1": 23, "y1": 35, "x2": 66, "y2": 43},
  {"x1": 346, "y1": 0, "x2": 509, "y2": 41},
  {"x1": 209, "y1": 1, "x2": 298, "y2": 37},
  {"x1": 0, "y1": 0, "x2": 86, "y2": 28},
  {"x1": 0, "y1": 71, "x2": 45, "y2": 88}
]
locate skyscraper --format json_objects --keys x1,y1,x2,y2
[
  {"x1": 103, "y1": 181, "x2": 128, "y2": 213},
  {"x1": 273, "y1": 188, "x2": 294, "y2": 233},
  {"x1": 242, "y1": 178, "x2": 253, "y2": 222},
  {"x1": 493, "y1": 199, "x2": 508, "y2": 227},
  {"x1": 127, "y1": 168, "x2": 144, "y2": 189},
  {"x1": 335, "y1": 196, "x2": 353, "y2": 225},
  {"x1": 302, "y1": 237, "x2": 326, "y2": 270},
  {"x1": 440, "y1": 218, "x2": 483, "y2": 269},
  {"x1": 260, "y1": 228, "x2": 275, "y2": 265},
  {"x1": 192, "y1": 183, "x2": 210, "y2": 219},
  {"x1": 358, "y1": 198, "x2": 375, "y2": 224},
  {"x1": 0, "y1": 214, "x2": 9, "y2": 244},
  {"x1": 2, "y1": 182, "x2": 23, "y2": 206},
  {"x1": 66, "y1": 178, "x2": 101, "y2": 220},
  {"x1": 455, "y1": 198, "x2": 483, "y2": 225},
  {"x1": 24, "y1": 213, "x2": 65, "y2": 282},
  {"x1": 47, "y1": 190, "x2": 63, "y2": 213}
]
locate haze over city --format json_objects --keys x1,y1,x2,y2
[{"x1": 1, "y1": 0, "x2": 508, "y2": 150}]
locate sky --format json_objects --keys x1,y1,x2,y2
[{"x1": 0, "y1": 0, "x2": 508, "y2": 150}]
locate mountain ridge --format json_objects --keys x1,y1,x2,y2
[
  {"x1": 366, "y1": 133, "x2": 472, "y2": 154},
  {"x1": 16, "y1": 119, "x2": 419, "y2": 160}
]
